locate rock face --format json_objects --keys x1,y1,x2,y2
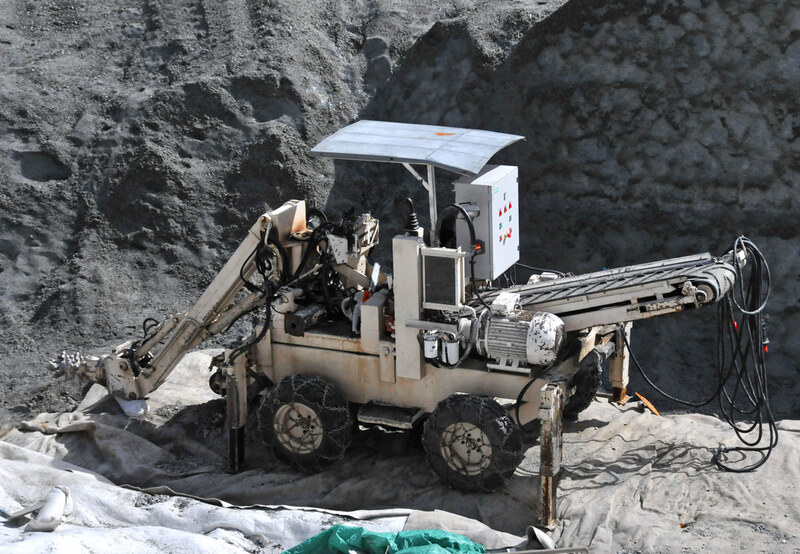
[
  {"x1": 0, "y1": 0, "x2": 797, "y2": 422},
  {"x1": 362, "y1": 0, "x2": 800, "y2": 415}
]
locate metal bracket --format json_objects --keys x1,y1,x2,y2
[{"x1": 610, "y1": 322, "x2": 632, "y2": 404}]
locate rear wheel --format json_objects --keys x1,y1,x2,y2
[
  {"x1": 258, "y1": 374, "x2": 353, "y2": 471},
  {"x1": 423, "y1": 394, "x2": 523, "y2": 492},
  {"x1": 564, "y1": 350, "x2": 603, "y2": 418}
]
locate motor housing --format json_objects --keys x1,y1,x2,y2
[{"x1": 477, "y1": 311, "x2": 564, "y2": 371}]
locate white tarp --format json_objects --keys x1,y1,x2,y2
[
  {"x1": 0, "y1": 351, "x2": 525, "y2": 552},
  {"x1": 0, "y1": 441, "x2": 410, "y2": 553},
  {"x1": 2, "y1": 350, "x2": 799, "y2": 551}
]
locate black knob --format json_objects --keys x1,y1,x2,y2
[{"x1": 404, "y1": 197, "x2": 420, "y2": 234}]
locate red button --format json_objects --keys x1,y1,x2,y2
[
  {"x1": 499, "y1": 236, "x2": 502, "y2": 242},
  {"x1": 504, "y1": 207, "x2": 507, "y2": 213},
  {"x1": 509, "y1": 202, "x2": 512, "y2": 209},
  {"x1": 498, "y1": 210, "x2": 502, "y2": 216}
]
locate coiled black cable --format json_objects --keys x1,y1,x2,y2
[
  {"x1": 292, "y1": 221, "x2": 336, "y2": 281},
  {"x1": 434, "y1": 203, "x2": 491, "y2": 311},
  {"x1": 514, "y1": 338, "x2": 580, "y2": 426},
  {"x1": 227, "y1": 231, "x2": 286, "y2": 365},
  {"x1": 624, "y1": 236, "x2": 776, "y2": 472}
]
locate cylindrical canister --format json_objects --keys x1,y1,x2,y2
[
  {"x1": 423, "y1": 331, "x2": 439, "y2": 359},
  {"x1": 441, "y1": 334, "x2": 460, "y2": 365}
]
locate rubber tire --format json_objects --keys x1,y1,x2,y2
[
  {"x1": 564, "y1": 350, "x2": 603, "y2": 419},
  {"x1": 423, "y1": 394, "x2": 523, "y2": 492},
  {"x1": 258, "y1": 374, "x2": 353, "y2": 472}
]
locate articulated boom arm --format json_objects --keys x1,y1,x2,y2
[
  {"x1": 108, "y1": 213, "x2": 269, "y2": 400},
  {"x1": 54, "y1": 201, "x2": 308, "y2": 401}
]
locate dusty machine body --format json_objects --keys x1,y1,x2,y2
[{"x1": 54, "y1": 121, "x2": 741, "y2": 526}]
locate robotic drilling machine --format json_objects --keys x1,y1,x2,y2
[{"x1": 53, "y1": 120, "x2": 743, "y2": 526}]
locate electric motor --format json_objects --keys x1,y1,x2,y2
[{"x1": 477, "y1": 311, "x2": 564, "y2": 367}]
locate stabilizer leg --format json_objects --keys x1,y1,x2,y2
[
  {"x1": 538, "y1": 381, "x2": 565, "y2": 529},
  {"x1": 610, "y1": 322, "x2": 632, "y2": 404},
  {"x1": 226, "y1": 354, "x2": 248, "y2": 473}
]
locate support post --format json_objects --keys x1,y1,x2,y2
[
  {"x1": 400, "y1": 163, "x2": 438, "y2": 244},
  {"x1": 226, "y1": 353, "x2": 248, "y2": 472},
  {"x1": 392, "y1": 235, "x2": 425, "y2": 380},
  {"x1": 610, "y1": 322, "x2": 632, "y2": 404},
  {"x1": 538, "y1": 381, "x2": 565, "y2": 529},
  {"x1": 426, "y1": 164, "x2": 437, "y2": 243}
]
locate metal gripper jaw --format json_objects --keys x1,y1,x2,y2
[{"x1": 48, "y1": 351, "x2": 102, "y2": 381}]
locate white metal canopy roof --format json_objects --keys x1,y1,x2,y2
[{"x1": 309, "y1": 120, "x2": 524, "y2": 176}]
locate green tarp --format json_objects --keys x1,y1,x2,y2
[{"x1": 284, "y1": 525, "x2": 487, "y2": 554}]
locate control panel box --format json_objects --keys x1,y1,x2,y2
[{"x1": 454, "y1": 165, "x2": 519, "y2": 281}]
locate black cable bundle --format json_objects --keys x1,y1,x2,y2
[
  {"x1": 625, "y1": 236, "x2": 776, "y2": 472},
  {"x1": 235, "y1": 206, "x2": 345, "y2": 359},
  {"x1": 434, "y1": 203, "x2": 491, "y2": 311},
  {"x1": 227, "y1": 235, "x2": 281, "y2": 365}
]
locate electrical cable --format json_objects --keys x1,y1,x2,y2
[
  {"x1": 226, "y1": 239, "x2": 281, "y2": 365},
  {"x1": 623, "y1": 236, "x2": 776, "y2": 472},
  {"x1": 226, "y1": 285, "x2": 273, "y2": 365},
  {"x1": 319, "y1": 250, "x2": 337, "y2": 314},
  {"x1": 306, "y1": 207, "x2": 328, "y2": 225},
  {"x1": 434, "y1": 204, "x2": 477, "y2": 250},
  {"x1": 142, "y1": 318, "x2": 159, "y2": 338},
  {"x1": 470, "y1": 258, "x2": 492, "y2": 311},
  {"x1": 131, "y1": 317, "x2": 162, "y2": 360},
  {"x1": 291, "y1": 209, "x2": 350, "y2": 318},
  {"x1": 514, "y1": 262, "x2": 567, "y2": 278},
  {"x1": 239, "y1": 240, "x2": 263, "y2": 293},
  {"x1": 514, "y1": 360, "x2": 555, "y2": 427},
  {"x1": 266, "y1": 237, "x2": 289, "y2": 285},
  {"x1": 145, "y1": 319, "x2": 158, "y2": 331},
  {"x1": 433, "y1": 203, "x2": 492, "y2": 312},
  {"x1": 437, "y1": 306, "x2": 485, "y2": 369},
  {"x1": 513, "y1": 338, "x2": 581, "y2": 425},
  {"x1": 730, "y1": 236, "x2": 770, "y2": 315},
  {"x1": 226, "y1": 227, "x2": 290, "y2": 365},
  {"x1": 621, "y1": 330, "x2": 728, "y2": 408},
  {"x1": 292, "y1": 221, "x2": 335, "y2": 281},
  {"x1": 136, "y1": 213, "x2": 322, "y2": 371}
]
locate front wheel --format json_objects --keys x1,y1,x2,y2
[
  {"x1": 258, "y1": 374, "x2": 353, "y2": 472},
  {"x1": 423, "y1": 394, "x2": 523, "y2": 492}
]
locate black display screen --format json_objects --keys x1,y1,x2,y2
[{"x1": 424, "y1": 255, "x2": 457, "y2": 307}]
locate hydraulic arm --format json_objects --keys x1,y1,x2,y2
[{"x1": 51, "y1": 201, "x2": 307, "y2": 401}]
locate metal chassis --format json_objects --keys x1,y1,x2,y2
[{"x1": 220, "y1": 303, "x2": 631, "y2": 527}]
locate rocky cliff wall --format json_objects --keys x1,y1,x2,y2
[
  {"x1": 361, "y1": 0, "x2": 800, "y2": 415},
  {"x1": 0, "y1": 0, "x2": 796, "y2": 421}
]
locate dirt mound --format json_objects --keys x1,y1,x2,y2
[{"x1": 1, "y1": 0, "x2": 797, "y2": 427}]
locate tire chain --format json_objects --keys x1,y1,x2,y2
[
  {"x1": 258, "y1": 374, "x2": 353, "y2": 472},
  {"x1": 424, "y1": 394, "x2": 523, "y2": 492}
]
